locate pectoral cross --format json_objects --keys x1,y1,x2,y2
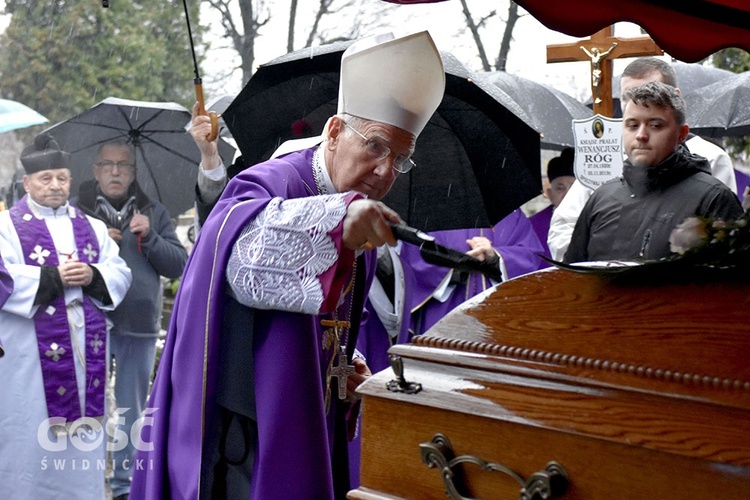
[
  {"x1": 547, "y1": 26, "x2": 663, "y2": 116},
  {"x1": 58, "y1": 249, "x2": 77, "y2": 262},
  {"x1": 330, "y1": 351, "x2": 356, "y2": 400}
]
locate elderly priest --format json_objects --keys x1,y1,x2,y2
[{"x1": 0, "y1": 133, "x2": 132, "y2": 499}]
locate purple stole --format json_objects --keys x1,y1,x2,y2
[{"x1": 10, "y1": 196, "x2": 107, "y2": 421}]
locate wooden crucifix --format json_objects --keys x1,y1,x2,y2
[{"x1": 547, "y1": 26, "x2": 664, "y2": 117}]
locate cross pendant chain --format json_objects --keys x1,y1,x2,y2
[
  {"x1": 330, "y1": 351, "x2": 356, "y2": 400},
  {"x1": 321, "y1": 318, "x2": 351, "y2": 351}
]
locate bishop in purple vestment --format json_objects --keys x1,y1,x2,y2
[{"x1": 131, "y1": 31, "x2": 445, "y2": 499}]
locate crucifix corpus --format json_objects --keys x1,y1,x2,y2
[{"x1": 547, "y1": 26, "x2": 663, "y2": 117}]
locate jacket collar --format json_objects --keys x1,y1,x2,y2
[{"x1": 623, "y1": 144, "x2": 710, "y2": 196}]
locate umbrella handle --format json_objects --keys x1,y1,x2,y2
[
  {"x1": 195, "y1": 80, "x2": 220, "y2": 142},
  {"x1": 206, "y1": 111, "x2": 219, "y2": 142}
]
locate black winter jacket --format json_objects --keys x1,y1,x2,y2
[{"x1": 565, "y1": 145, "x2": 743, "y2": 263}]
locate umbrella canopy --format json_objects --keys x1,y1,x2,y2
[
  {"x1": 223, "y1": 44, "x2": 541, "y2": 232},
  {"x1": 683, "y1": 71, "x2": 750, "y2": 138},
  {"x1": 586, "y1": 62, "x2": 735, "y2": 118},
  {"x1": 43, "y1": 97, "x2": 235, "y2": 218},
  {"x1": 479, "y1": 71, "x2": 592, "y2": 149},
  {"x1": 0, "y1": 98, "x2": 49, "y2": 134}
]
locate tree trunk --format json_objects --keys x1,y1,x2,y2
[
  {"x1": 495, "y1": 2, "x2": 519, "y2": 71},
  {"x1": 288, "y1": 0, "x2": 299, "y2": 52},
  {"x1": 239, "y1": 0, "x2": 257, "y2": 85}
]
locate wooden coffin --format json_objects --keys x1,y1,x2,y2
[{"x1": 349, "y1": 267, "x2": 750, "y2": 499}]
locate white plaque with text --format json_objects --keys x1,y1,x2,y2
[{"x1": 572, "y1": 115, "x2": 623, "y2": 191}]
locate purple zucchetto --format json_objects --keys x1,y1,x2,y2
[{"x1": 20, "y1": 133, "x2": 71, "y2": 174}]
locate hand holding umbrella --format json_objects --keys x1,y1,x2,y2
[
  {"x1": 182, "y1": 0, "x2": 219, "y2": 142},
  {"x1": 189, "y1": 102, "x2": 222, "y2": 169}
]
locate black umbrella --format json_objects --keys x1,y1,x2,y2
[
  {"x1": 682, "y1": 71, "x2": 750, "y2": 138},
  {"x1": 44, "y1": 97, "x2": 236, "y2": 218},
  {"x1": 223, "y1": 43, "x2": 541, "y2": 232},
  {"x1": 479, "y1": 71, "x2": 592, "y2": 149}
]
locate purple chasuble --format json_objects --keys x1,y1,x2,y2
[
  {"x1": 529, "y1": 204, "x2": 554, "y2": 260},
  {"x1": 9, "y1": 196, "x2": 107, "y2": 421},
  {"x1": 403, "y1": 209, "x2": 547, "y2": 336},
  {"x1": 132, "y1": 147, "x2": 376, "y2": 499}
]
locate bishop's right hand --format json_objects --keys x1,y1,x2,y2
[{"x1": 343, "y1": 199, "x2": 402, "y2": 251}]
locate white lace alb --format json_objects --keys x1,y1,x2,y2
[{"x1": 227, "y1": 194, "x2": 348, "y2": 314}]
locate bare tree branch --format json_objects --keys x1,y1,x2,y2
[
  {"x1": 205, "y1": 0, "x2": 270, "y2": 84},
  {"x1": 459, "y1": 0, "x2": 492, "y2": 71},
  {"x1": 305, "y1": 0, "x2": 337, "y2": 48}
]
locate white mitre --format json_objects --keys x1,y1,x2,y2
[{"x1": 337, "y1": 31, "x2": 445, "y2": 138}]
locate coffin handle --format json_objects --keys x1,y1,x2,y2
[{"x1": 420, "y1": 433, "x2": 568, "y2": 500}]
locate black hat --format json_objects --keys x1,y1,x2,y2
[
  {"x1": 547, "y1": 147, "x2": 575, "y2": 181},
  {"x1": 20, "y1": 133, "x2": 71, "y2": 174}
]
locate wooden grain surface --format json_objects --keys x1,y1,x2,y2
[{"x1": 351, "y1": 268, "x2": 750, "y2": 498}]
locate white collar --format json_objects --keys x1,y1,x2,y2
[
  {"x1": 27, "y1": 197, "x2": 73, "y2": 219},
  {"x1": 313, "y1": 146, "x2": 337, "y2": 195}
]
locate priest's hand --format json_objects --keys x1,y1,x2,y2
[
  {"x1": 346, "y1": 357, "x2": 372, "y2": 402},
  {"x1": 343, "y1": 199, "x2": 402, "y2": 251},
  {"x1": 58, "y1": 258, "x2": 94, "y2": 288},
  {"x1": 466, "y1": 236, "x2": 496, "y2": 261}
]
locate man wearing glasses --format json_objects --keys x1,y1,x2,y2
[
  {"x1": 134, "y1": 31, "x2": 445, "y2": 499},
  {"x1": 72, "y1": 140, "x2": 187, "y2": 500}
]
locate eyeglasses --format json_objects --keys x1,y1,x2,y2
[
  {"x1": 95, "y1": 160, "x2": 135, "y2": 172},
  {"x1": 342, "y1": 121, "x2": 416, "y2": 173}
]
